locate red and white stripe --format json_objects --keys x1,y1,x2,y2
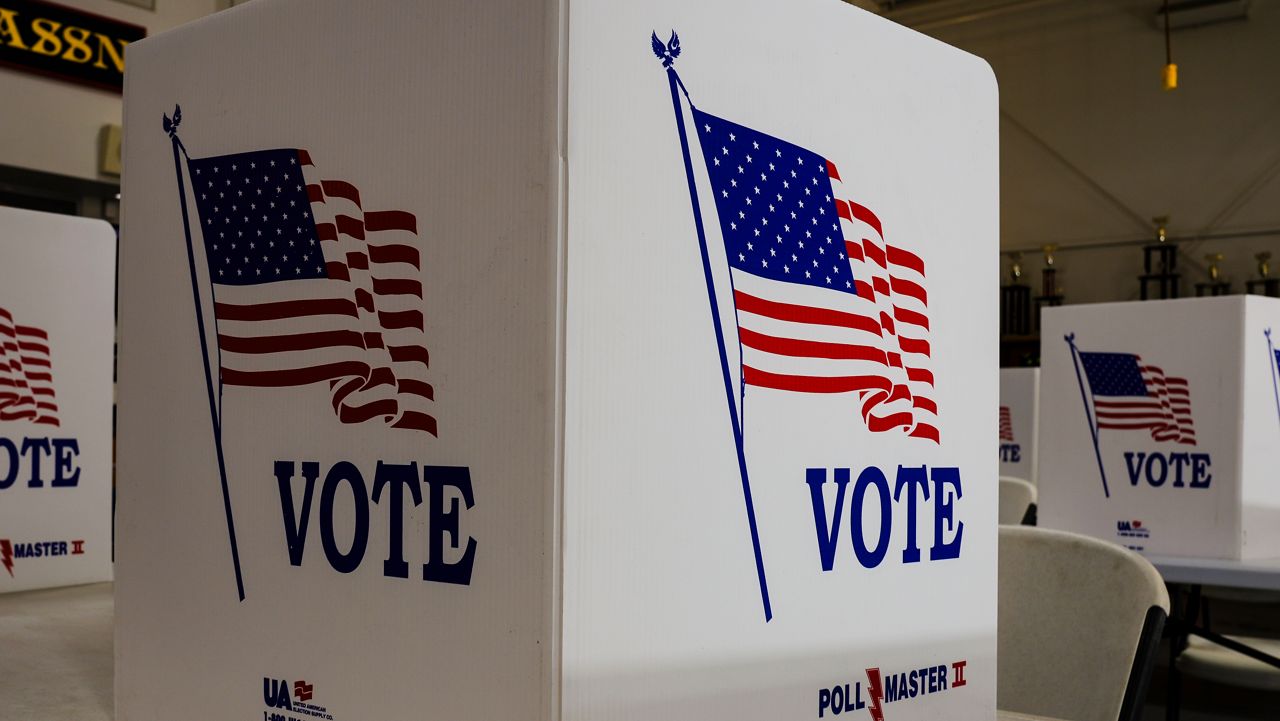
[
  {"x1": 0, "y1": 307, "x2": 59, "y2": 427},
  {"x1": 833, "y1": 162, "x2": 936, "y2": 442},
  {"x1": 730, "y1": 161, "x2": 937, "y2": 443},
  {"x1": 209, "y1": 151, "x2": 435, "y2": 435},
  {"x1": 999, "y1": 405, "x2": 1014, "y2": 442},
  {"x1": 1093, "y1": 360, "x2": 1195, "y2": 445}
]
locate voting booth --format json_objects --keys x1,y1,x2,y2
[
  {"x1": 117, "y1": 1, "x2": 998, "y2": 718},
  {"x1": 0, "y1": 207, "x2": 115, "y2": 594},
  {"x1": 1039, "y1": 297, "x2": 1280, "y2": 559},
  {"x1": 999, "y1": 368, "x2": 1039, "y2": 484}
]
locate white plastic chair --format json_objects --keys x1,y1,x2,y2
[
  {"x1": 999, "y1": 526, "x2": 1169, "y2": 721},
  {"x1": 999, "y1": 476, "x2": 1036, "y2": 525}
]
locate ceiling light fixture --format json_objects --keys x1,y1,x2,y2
[{"x1": 1162, "y1": 0, "x2": 1178, "y2": 90}]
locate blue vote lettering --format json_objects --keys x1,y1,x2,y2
[
  {"x1": 272, "y1": 460, "x2": 476, "y2": 584},
  {"x1": 0, "y1": 437, "x2": 81, "y2": 489},
  {"x1": 806, "y1": 464, "x2": 963, "y2": 571},
  {"x1": 1123, "y1": 451, "x2": 1211, "y2": 489},
  {"x1": 998, "y1": 444, "x2": 1021, "y2": 463}
]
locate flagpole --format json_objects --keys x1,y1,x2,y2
[
  {"x1": 165, "y1": 108, "x2": 246, "y2": 601},
  {"x1": 658, "y1": 38, "x2": 772, "y2": 621},
  {"x1": 1267, "y1": 329, "x2": 1280, "y2": 427},
  {"x1": 1065, "y1": 333, "x2": 1109, "y2": 499}
]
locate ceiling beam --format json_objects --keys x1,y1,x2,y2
[{"x1": 1001, "y1": 109, "x2": 1153, "y2": 234}]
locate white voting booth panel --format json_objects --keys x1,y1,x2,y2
[
  {"x1": 0, "y1": 207, "x2": 115, "y2": 593},
  {"x1": 999, "y1": 368, "x2": 1039, "y2": 484},
  {"x1": 1039, "y1": 297, "x2": 1280, "y2": 560},
  {"x1": 117, "y1": 1, "x2": 997, "y2": 719}
]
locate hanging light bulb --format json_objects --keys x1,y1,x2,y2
[{"x1": 1163, "y1": 0, "x2": 1178, "y2": 90}]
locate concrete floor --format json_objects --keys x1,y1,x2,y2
[
  {"x1": 0, "y1": 583, "x2": 113, "y2": 721},
  {"x1": 0, "y1": 582, "x2": 1272, "y2": 720}
]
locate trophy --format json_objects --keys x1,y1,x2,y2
[
  {"x1": 1247, "y1": 251, "x2": 1279, "y2": 297},
  {"x1": 1029, "y1": 244, "x2": 1064, "y2": 334},
  {"x1": 1195, "y1": 252, "x2": 1231, "y2": 297},
  {"x1": 1206, "y1": 253, "x2": 1223, "y2": 282},
  {"x1": 1139, "y1": 215, "x2": 1180, "y2": 299},
  {"x1": 1040, "y1": 244, "x2": 1061, "y2": 299},
  {"x1": 1000, "y1": 252, "x2": 1032, "y2": 336}
]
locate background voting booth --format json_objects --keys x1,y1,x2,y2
[
  {"x1": 1039, "y1": 297, "x2": 1280, "y2": 560},
  {"x1": 999, "y1": 368, "x2": 1039, "y2": 484},
  {"x1": 117, "y1": 0, "x2": 997, "y2": 719},
  {"x1": 0, "y1": 207, "x2": 115, "y2": 594}
]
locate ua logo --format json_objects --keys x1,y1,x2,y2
[{"x1": 264, "y1": 678, "x2": 293, "y2": 711}]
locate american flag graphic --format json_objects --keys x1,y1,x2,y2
[
  {"x1": 693, "y1": 110, "x2": 937, "y2": 442},
  {"x1": 186, "y1": 148, "x2": 435, "y2": 435},
  {"x1": 1079, "y1": 351, "x2": 1195, "y2": 445},
  {"x1": 0, "y1": 307, "x2": 58, "y2": 427},
  {"x1": 999, "y1": 405, "x2": 1014, "y2": 442}
]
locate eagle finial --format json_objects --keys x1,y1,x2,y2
[
  {"x1": 163, "y1": 104, "x2": 183, "y2": 138},
  {"x1": 651, "y1": 29, "x2": 681, "y2": 68}
]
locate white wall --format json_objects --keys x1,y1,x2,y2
[
  {"x1": 0, "y1": 0, "x2": 219, "y2": 181},
  {"x1": 915, "y1": 0, "x2": 1280, "y2": 302}
]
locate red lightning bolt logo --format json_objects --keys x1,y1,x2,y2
[
  {"x1": 865, "y1": 667, "x2": 885, "y2": 721},
  {"x1": 1, "y1": 540, "x2": 13, "y2": 578}
]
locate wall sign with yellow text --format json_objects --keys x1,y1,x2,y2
[{"x1": 0, "y1": 0, "x2": 145, "y2": 92}]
